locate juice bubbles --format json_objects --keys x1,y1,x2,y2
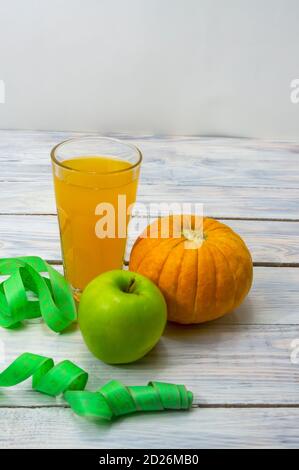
[{"x1": 51, "y1": 138, "x2": 141, "y2": 292}]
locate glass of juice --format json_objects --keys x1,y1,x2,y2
[{"x1": 51, "y1": 136, "x2": 142, "y2": 295}]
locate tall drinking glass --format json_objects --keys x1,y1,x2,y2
[{"x1": 51, "y1": 136, "x2": 142, "y2": 295}]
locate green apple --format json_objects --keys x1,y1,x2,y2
[{"x1": 78, "y1": 270, "x2": 167, "y2": 364}]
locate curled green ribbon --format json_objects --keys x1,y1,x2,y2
[
  {"x1": 64, "y1": 380, "x2": 193, "y2": 421},
  {"x1": 0, "y1": 352, "x2": 88, "y2": 396},
  {"x1": 0, "y1": 256, "x2": 76, "y2": 332},
  {"x1": 0, "y1": 353, "x2": 193, "y2": 421}
]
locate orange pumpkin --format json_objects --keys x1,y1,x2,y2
[{"x1": 129, "y1": 216, "x2": 253, "y2": 324}]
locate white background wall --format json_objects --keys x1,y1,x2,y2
[{"x1": 0, "y1": 0, "x2": 298, "y2": 138}]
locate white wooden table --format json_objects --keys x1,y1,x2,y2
[{"x1": 0, "y1": 130, "x2": 298, "y2": 448}]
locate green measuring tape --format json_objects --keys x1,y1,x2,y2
[
  {"x1": 0, "y1": 353, "x2": 193, "y2": 421},
  {"x1": 0, "y1": 352, "x2": 88, "y2": 396},
  {"x1": 65, "y1": 381, "x2": 193, "y2": 420},
  {"x1": 0, "y1": 256, "x2": 76, "y2": 332}
]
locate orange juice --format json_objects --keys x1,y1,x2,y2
[{"x1": 52, "y1": 156, "x2": 140, "y2": 291}]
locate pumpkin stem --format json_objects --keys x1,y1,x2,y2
[{"x1": 182, "y1": 228, "x2": 205, "y2": 247}]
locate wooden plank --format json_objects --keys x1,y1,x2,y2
[
  {"x1": 0, "y1": 182, "x2": 56, "y2": 214},
  {"x1": 2, "y1": 264, "x2": 296, "y2": 326},
  {"x1": 0, "y1": 215, "x2": 60, "y2": 261},
  {"x1": 54, "y1": 264, "x2": 299, "y2": 325},
  {"x1": 0, "y1": 407, "x2": 298, "y2": 448},
  {"x1": 1, "y1": 181, "x2": 299, "y2": 219},
  {"x1": 217, "y1": 267, "x2": 299, "y2": 325},
  {"x1": 0, "y1": 214, "x2": 298, "y2": 265},
  {"x1": 126, "y1": 217, "x2": 299, "y2": 265},
  {"x1": 1, "y1": 130, "x2": 299, "y2": 189},
  {"x1": 133, "y1": 185, "x2": 299, "y2": 220},
  {"x1": 0, "y1": 322, "x2": 298, "y2": 406}
]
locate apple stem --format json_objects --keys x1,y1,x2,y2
[{"x1": 127, "y1": 278, "x2": 136, "y2": 293}]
